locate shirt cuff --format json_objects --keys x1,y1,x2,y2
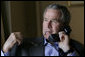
[
  {"x1": 1, "y1": 50, "x2": 10, "y2": 56},
  {"x1": 1, "y1": 50, "x2": 4, "y2": 56}
]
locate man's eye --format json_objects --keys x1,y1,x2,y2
[
  {"x1": 52, "y1": 19, "x2": 58, "y2": 23},
  {"x1": 43, "y1": 19, "x2": 48, "y2": 21}
]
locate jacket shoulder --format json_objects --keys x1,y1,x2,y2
[{"x1": 70, "y1": 39, "x2": 84, "y2": 56}]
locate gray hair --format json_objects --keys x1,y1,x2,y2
[{"x1": 43, "y1": 4, "x2": 71, "y2": 26}]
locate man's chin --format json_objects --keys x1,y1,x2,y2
[
  {"x1": 44, "y1": 35, "x2": 49, "y2": 39},
  {"x1": 44, "y1": 33, "x2": 51, "y2": 39}
]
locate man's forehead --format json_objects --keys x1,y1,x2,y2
[{"x1": 44, "y1": 9, "x2": 61, "y2": 19}]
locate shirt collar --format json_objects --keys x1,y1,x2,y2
[{"x1": 44, "y1": 37, "x2": 59, "y2": 47}]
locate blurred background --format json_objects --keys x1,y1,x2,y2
[{"x1": 1, "y1": 1, "x2": 84, "y2": 48}]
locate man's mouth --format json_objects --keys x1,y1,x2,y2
[{"x1": 44, "y1": 31, "x2": 51, "y2": 35}]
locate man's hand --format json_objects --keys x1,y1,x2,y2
[
  {"x1": 58, "y1": 31, "x2": 70, "y2": 52},
  {"x1": 3, "y1": 32, "x2": 23, "y2": 53}
]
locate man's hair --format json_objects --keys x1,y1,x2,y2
[{"x1": 44, "y1": 4, "x2": 71, "y2": 26}]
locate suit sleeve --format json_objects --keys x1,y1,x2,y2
[{"x1": 67, "y1": 50, "x2": 79, "y2": 56}]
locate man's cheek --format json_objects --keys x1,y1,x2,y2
[{"x1": 52, "y1": 27, "x2": 58, "y2": 34}]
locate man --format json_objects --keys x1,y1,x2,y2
[{"x1": 1, "y1": 4, "x2": 83, "y2": 56}]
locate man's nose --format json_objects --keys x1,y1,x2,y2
[{"x1": 48, "y1": 21, "x2": 52, "y2": 28}]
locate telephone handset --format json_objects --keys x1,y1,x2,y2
[{"x1": 46, "y1": 26, "x2": 72, "y2": 43}]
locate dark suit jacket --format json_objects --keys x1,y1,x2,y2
[{"x1": 9, "y1": 36, "x2": 84, "y2": 56}]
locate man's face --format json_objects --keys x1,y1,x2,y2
[{"x1": 43, "y1": 9, "x2": 62, "y2": 39}]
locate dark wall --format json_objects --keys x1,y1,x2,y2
[{"x1": 11, "y1": 1, "x2": 37, "y2": 38}]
